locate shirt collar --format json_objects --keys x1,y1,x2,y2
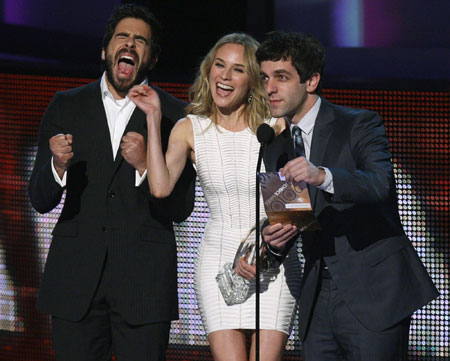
[
  {"x1": 100, "y1": 72, "x2": 148, "y2": 105},
  {"x1": 289, "y1": 97, "x2": 321, "y2": 135}
]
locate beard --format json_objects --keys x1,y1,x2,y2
[{"x1": 104, "y1": 50, "x2": 151, "y2": 96}]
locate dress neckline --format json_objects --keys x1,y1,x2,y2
[{"x1": 216, "y1": 124, "x2": 250, "y2": 134}]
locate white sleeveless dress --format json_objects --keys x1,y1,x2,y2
[{"x1": 190, "y1": 114, "x2": 302, "y2": 335}]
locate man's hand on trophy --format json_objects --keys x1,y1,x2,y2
[{"x1": 235, "y1": 257, "x2": 256, "y2": 280}]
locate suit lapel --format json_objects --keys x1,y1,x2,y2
[
  {"x1": 83, "y1": 80, "x2": 149, "y2": 186},
  {"x1": 84, "y1": 80, "x2": 115, "y2": 164},
  {"x1": 308, "y1": 99, "x2": 335, "y2": 209},
  {"x1": 109, "y1": 106, "x2": 147, "y2": 181}
]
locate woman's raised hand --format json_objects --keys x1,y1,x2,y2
[{"x1": 128, "y1": 84, "x2": 162, "y2": 125}]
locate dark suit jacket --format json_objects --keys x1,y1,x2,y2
[
  {"x1": 264, "y1": 98, "x2": 438, "y2": 340},
  {"x1": 29, "y1": 79, "x2": 196, "y2": 325}
]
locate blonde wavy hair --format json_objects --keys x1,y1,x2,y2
[{"x1": 185, "y1": 33, "x2": 270, "y2": 133}]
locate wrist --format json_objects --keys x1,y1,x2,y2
[
  {"x1": 54, "y1": 163, "x2": 67, "y2": 177},
  {"x1": 136, "y1": 166, "x2": 146, "y2": 176},
  {"x1": 316, "y1": 167, "x2": 326, "y2": 186},
  {"x1": 146, "y1": 110, "x2": 162, "y2": 124},
  {"x1": 266, "y1": 243, "x2": 285, "y2": 256}
]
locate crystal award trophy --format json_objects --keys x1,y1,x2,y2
[{"x1": 216, "y1": 222, "x2": 272, "y2": 306}]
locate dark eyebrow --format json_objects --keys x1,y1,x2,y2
[
  {"x1": 260, "y1": 69, "x2": 292, "y2": 78},
  {"x1": 134, "y1": 35, "x2": 149, "y2": 44},
  {"x1": 274, "y1": 69, "x2": 293, "y2": 76},
  {"x1": 115, "y1": 32, "x2": 149, "y2": 44}
]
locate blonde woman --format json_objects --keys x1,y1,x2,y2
[{"x1": 129, "y1": 33, "x2": 301, "y2": 361}]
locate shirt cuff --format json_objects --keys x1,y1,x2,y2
[
  {"x1": 51, "y1": 157, "x2": 66, "y2": 187},
  {"x1": 317, "y1": 166, "x2": 334, "y2": 194},
  {"x1": 135, "y1": 169, "x2": 148, "y2": 187},
  {"x1": 266, "y1": 243, "x2": 285, "y2": 257}
]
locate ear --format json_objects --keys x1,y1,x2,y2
[
  {"x1": 306, "y1": 73, "x2": 320, "y2": 93},
  {"x1": 101, "y1": 49, "x2": 106, "y2": 61},
  {"x1": 148, "y1": 57, "x2": 158, "y2": 71}
]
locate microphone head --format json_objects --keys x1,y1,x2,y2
[{"x1": 257, "y1": 123, "x2": 275, "y2": 145}]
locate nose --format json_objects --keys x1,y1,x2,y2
[
  {"x1": 265, "y1": 78, "x2": 276, "y2": 95},
  {"x1": 125, "y1": 36, "x2": 136, "y2": 49},
  {"x1": 221, "y1": 67, "x2": 232, "y2": 80}
]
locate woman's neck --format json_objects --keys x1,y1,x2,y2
[{"x1": 213, "y1": 104, "x2": 247, "y2": 132}]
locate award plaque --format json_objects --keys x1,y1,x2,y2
[{"x1": 258, "y1": 172, "x2": 321, "y2": 232}]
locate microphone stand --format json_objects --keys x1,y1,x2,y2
[
  {"x1": 255, "y1": 144, "x2": 264, "y2": 361},
  {"x1": 254, "y1": 123, "x2": 274, "y2": 361}
]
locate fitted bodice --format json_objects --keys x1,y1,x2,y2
[{"x1": 191, "y1": 115, "x2": 267, "y2": 230}]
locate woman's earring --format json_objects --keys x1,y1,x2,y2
[{"x1": 247, "y1": 91, "x2": 253, "y2": 104}]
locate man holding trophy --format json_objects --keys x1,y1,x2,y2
[{"x1": 251, "y1": 31, "x2": 438, "y2": 361}]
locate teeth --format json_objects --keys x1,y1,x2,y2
[
  {"x1": 217, "y1": 83, "x2": 233, "y2": 91},
  {"x1": 120, "y1": 55, "x2": 134, "y2": 61},
  {"x1": 119, "y1": 55, "x2": 135, "y2": 65}
]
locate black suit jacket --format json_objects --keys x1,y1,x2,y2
[
  {"x1": 29, "y1": 79, "x2": 195, "y2": 324},
  {"x1": 264, "y1": 99, "x2": 438, "y2": 340}
]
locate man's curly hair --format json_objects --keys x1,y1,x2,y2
[{"x1": 256, "y1": 31, "x2": 325, "y2": 92}]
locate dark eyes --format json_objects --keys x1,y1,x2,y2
[
  {"x1": 115, "y1": 34, "x2": 147, "y2": 45},
  {"x1": 261, "y1": 74, "x2": 288, "y2": 82}
]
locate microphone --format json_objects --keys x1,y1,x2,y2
[
  {"x1": 257, "y1": 123, "x2": 275, "y2": 146},
  {"x1": 256, "y1": 123, "x2": 274, "y2": 173},
  {"x1": 255, "y1": 122, "x2": 274, "y2": 361}
]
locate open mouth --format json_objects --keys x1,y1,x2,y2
[
  {"x1": 117, "y1": 54, "x2": 136, "y2": 78},
  {"x1": 216, "y1": 82, "x2": 234, "y2": 96}
]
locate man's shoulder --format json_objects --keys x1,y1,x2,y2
[
  {"x1": 320, "y1": 98, "x2": 380, "y2": 127},
  {"x1": 322, "y1": 98, "x2": 376, "y2": 118},
  {"x1": 54, "y1": 79, "x2": 101, "y2": 100}
]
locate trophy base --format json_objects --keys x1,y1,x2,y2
[{"x1": 216, "y1": 263, "x2": 250, "y2": 306}]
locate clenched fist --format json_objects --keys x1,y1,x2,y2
[
  {"x1": 50, "y1": 133, "x2": 73, "y2": 179},
  {"x1": 120, "y1": 131, "x2": 146, "y2": 174}
]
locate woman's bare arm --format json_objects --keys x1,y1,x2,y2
[{"x1": 129, "y1": 84, "x2": 193, "y2": 198}]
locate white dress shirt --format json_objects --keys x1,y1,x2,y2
[{"x1": 52, "y1": 72, "x2": 147, "y2": 187}]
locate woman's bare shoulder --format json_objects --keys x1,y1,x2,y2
[{"x1": 170, "y1": 116, "x2": 194, "y2": 150}]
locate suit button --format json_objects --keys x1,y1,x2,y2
[
  {"x1": 107, "y1": 191, "x2": 115, "y2": 198},
  {"x1": 102, "y1": 226, "x2": 107, "y2": 232}
]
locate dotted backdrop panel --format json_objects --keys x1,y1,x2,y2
[{"x1": 0, "y1": 74, "x2": 448, "y2": 360}]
